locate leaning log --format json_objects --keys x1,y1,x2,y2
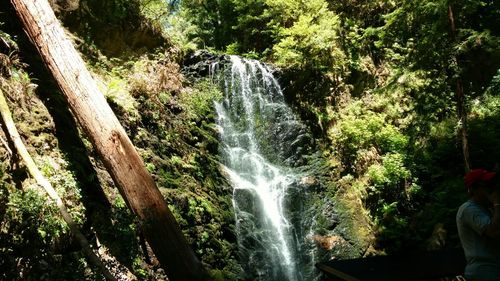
[
  {"x1": 9, "y1": 0, "x2": 207, "y2": 280},
  {"x1": 0, "y1": 89, "x2": 119, "y2": 281}
]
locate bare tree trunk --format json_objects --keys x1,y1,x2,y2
[
  {"x1": 448, "y1": 4, "x2": 471, "y2": 172},
  {"x1": 0, "y1": 89, "x2": 120, "y2": 281},
  {"x1": 9, "y1": 1, "x2": 207, "y2": 280},
  {"x1": 455, "y1": 78, "x2": 470, "y2": 172}
]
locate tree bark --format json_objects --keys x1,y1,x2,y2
[
  {"x1": 448, "y1": 4, "x2": 471, "y2": 172},
  {"x1": 0, "y1": 89, "x2": 119, "y2": 281},
  {"x1": 9, "y1": 1, "x2": 207, "y2": 280}
]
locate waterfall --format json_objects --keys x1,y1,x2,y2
[{"x1": 213, "y1": 56, "x2": 313, "y2": 281}]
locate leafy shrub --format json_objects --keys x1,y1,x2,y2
[
  {"x1": 4, "y1": 188, "x2": 67, "y2": 244},
  {"x1": 330, "y1": 99, "x2": 408, "y2": 172},
  {"x1": 269, "y1": 0, "x2": 345, "y2": 73},
  {"x1": 179, "y1": 78, "x2": 223, "y2": 120},
  {"x1": 368, "y1": 153, "x2": 410, "y2": 187}
]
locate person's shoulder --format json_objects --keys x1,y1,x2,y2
[
  {"x1": 459, "y1": 200, "x2": 488, "y2": 218},
  {"x1": 457, "y1": 200, "x2": 476, "y2": 215},
  {"x1": 459, "y1": 200, "x2": 473, "y2": 209}
]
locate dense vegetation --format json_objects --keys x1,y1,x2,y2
[
  {"x1": 177, "y1": 0, "x2": 500, "y2": 253},
  {"x1": 0, "y1": 0, "x2": 499, "y2": 280},
  {"x1": 1, "y1": 0, "x2": 239, "y2": 280}
]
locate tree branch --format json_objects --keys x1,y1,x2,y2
[
  {"x1": 0, "y1": 134, "x2": 12, "y2": 157},
  {"x1": 0, "y1": 88, "x2": 120, "y2": 281}
]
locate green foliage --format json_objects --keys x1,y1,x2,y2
[
  {"x1": 0, "y1": 25, "x2": 18, "y2": 52},
  {"x1": 102, "y1": 75, "x2": 138, "y2": 116},
  {"x1": 179, "y1": 78, "x2": 223, "y2": 119},
  {"x1": 467, "y1": 94, "x2": 500, "y2": 170},
  {"x1": 132, "y1": 257, "x2": 149, "y2": 279},
  {"x1": 375, "y1": 0, "x2": 500, "y2": 98},
  {"x1": 2, "y1": 0, "x2": 500, "y2": 274},
  {"x1": 368, "y1": 153, "x2": 410, "y2": 188},
  {"x1": 41, "y1": 157, "x2": 87, "y2": 226},
  {"x1": 97, "y1": 53, "x2": 241, "y2": 278},
  {"x1": 487, "y1": 67, "x2": 500, "y2": 89},
  {"x1": 330, "y1": 97, "x2": 409, "y2": 173},
  {"x1": 164, "y1": 7, "x2": 199, "y2": 53},
  {"x1": 69, "y1": 0, "x2": 500, "y2": 263},
  {"x1": 179, "y1": 0, "x2": 347, "y2": 72},
  {"x1": 3, "y1": 188, "x2": 67, "y2": 245},
  {"x1": 268, "y1": 0, "x2": 345, "y2": 72},
  {"x1": 139, "y1": 0, "x2": 170, "y2": 21},
  {"x1": 176, "y1": 0, "x2": 500, "y2": 256},
  {"x1": 230, "y1": 0, "x2": 274, "y2": 55},
  {"x1": 180, "y1": 0, "x2": 239, "y2": 50}
]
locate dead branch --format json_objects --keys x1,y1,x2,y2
[
  {"x1": 0, "y1": 133, "x2": 12, "y2": 157},
  {"x1": 0, "y1": 88, "x2": 123, "y2": 281}
]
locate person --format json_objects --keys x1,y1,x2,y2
[{"x1": 456, "y1": 169, "x2": 500, "y2": 281}]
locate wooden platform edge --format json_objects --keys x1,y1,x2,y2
[
  {"x1": 315, "y1": 262, "x2": 360, "y2": 281},
  {"x1": 315, "y1": 248, "x2": 466, "y2": 281}
]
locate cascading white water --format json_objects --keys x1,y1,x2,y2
[{"x1": 213, "y1": 56, "x2": 309, "y2": 281}]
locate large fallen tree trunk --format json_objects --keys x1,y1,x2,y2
[{"x1": 9, "y1": 1, "x2": 207, "y2": 280}]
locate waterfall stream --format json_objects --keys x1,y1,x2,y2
[{"x1": 213, "y1": 56, "x2": 313, "y2": 281}]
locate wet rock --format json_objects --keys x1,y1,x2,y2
[
  {"x1": 233, "y1": 189, "x2": 260, "y2": 214},
  {"x1": 310, "y1": 235, "x2": 346, "y2": 251},
  {"x1": 300, "y1": 176, "x2": 317, "y2": 186},
  {"x1": 181, "y1": 50, "x2": 230, "y2": 78}
]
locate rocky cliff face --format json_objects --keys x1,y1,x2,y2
[
  {"x1": 182, "y1": 50, "x2": 231, "y2": 78},
  {"x1": 49, "y1": 0, "x2": 168, "y2": 58}
]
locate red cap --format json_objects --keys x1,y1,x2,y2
[{"x1": 464, "y1": 169, "x2": 496, "y2": 189}]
